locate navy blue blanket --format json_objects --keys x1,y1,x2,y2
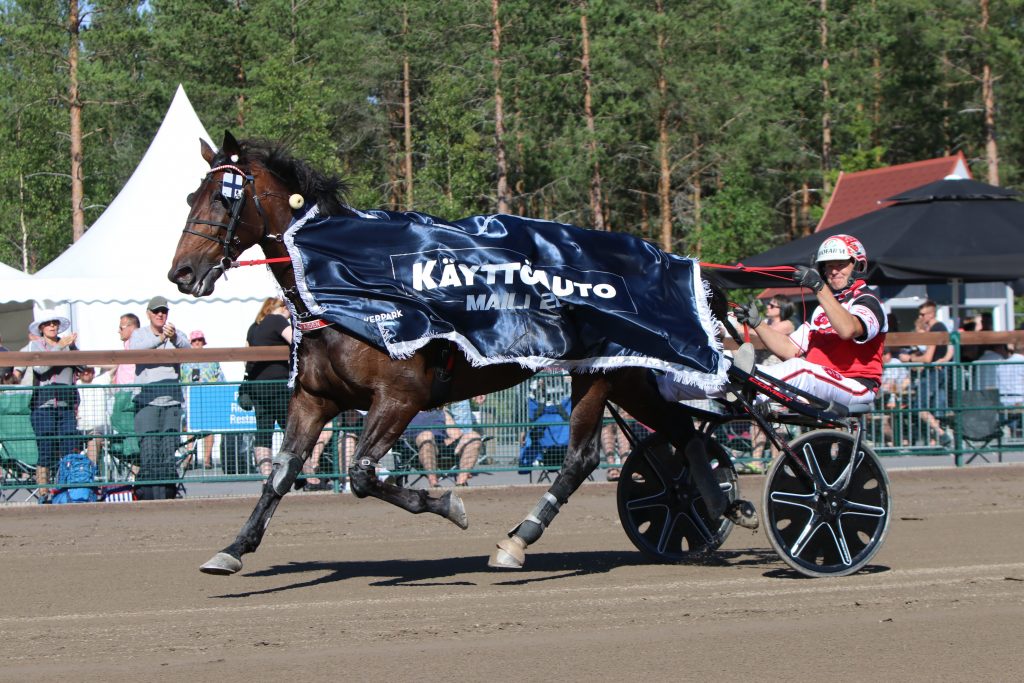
[{"x1": 284, "y1": 208, "x2": 724, "y2": 389}]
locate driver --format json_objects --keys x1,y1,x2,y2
[
  {"x1": 652, "y1": 235, "x2": 886, "y2": 533},
  {"x1": 661, "y1": 233, "x2": 888, "y2": 409}
]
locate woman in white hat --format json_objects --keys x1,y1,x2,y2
[{"x1": 12, "y1": 309, "x2": 82, "y2": 503}]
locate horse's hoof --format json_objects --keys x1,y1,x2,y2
[
  {"x1": 488, "y1": 535, "x2": 527, "y2": 569},
  {"x1": 443, "y1": 491, "x2": 469, "y2": 530},
  {"x1": 200, "y1": 552, "x2": 243, "y2": 575}
]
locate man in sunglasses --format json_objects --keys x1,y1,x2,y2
[{"x1": 128, "y1": 296, "x2": 190, "y2": 500}]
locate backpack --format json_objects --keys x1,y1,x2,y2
[{"x1": 51, "y1": 453, "x2": 98, "y2": 504}]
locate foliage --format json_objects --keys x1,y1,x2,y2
[{"x1": 2, "y1": 0, "x2": 1024, "y2": 276}]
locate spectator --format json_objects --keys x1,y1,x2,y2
[
  {"x1": 180, "y1": 329, "x2": 225, "y2": 470},
  {"x1": 442, "y1": 399, "x2": 484, "y2": 486},
  {"x1": 113, "y1": 313, "x2": 141, "y2": 385},
  {"x1": 879, "y1": 348, "x2": 911, "y2": 446},
  {"x1": 995, "y1": 341, "x2": 1024, "y2": 430},
  {"x1": 75, "y1": 366, "x2": 113, "y2": 465},
  {"x1": 899, "y1": 300, "x2": 953, "y2": 448},
  {"x1": 756, "y1": 295, "x2": 797, "y2": 364},
  {"x1": 12, "y1": 309, "x2": 82, "y2": 503},
  {"x1": 245, "y1": 297, "x2": 292, "y2": 477},
  {"x1": 128, "y1": 296, "x2": 190, "y2": 500},
  {"x1": 403, "y1": 404, "x2": 482, "y2": 487},
  {"x1": 308, "y1": 410, "x2": 363, "y2": 491},
  {"x1": 0, "y1": 333, "x2": 13, "y2": 384},
  {"x1": 601, "y1": 406, "x2": 648, "y2": 481},
  {"x1": 973, "y1": 343, "x2": 1006, "y2": 392},
  {"x1": 959, "y1": 312, "x2": 994, "y2": 363},
  {"x1": 748, "y1": 295, "x2": 798, "y2": 467},
  {"x1": 519, "y1": 375, "x2": 572, "y2": 473}
]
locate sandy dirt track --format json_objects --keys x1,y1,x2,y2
[{"x1": 2, "y1": 466, "x2": 1023, "y2": 682}]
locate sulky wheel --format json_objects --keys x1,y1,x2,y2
[
  {"x1": 762, "y1": 429, "x2": 891, "y2": 578},
  {"x1": 617, "y1": 433, "x2": 738, "y2": 562}
]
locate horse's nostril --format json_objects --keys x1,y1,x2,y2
[{"x1": 169, "y1": 265, "x2": 194, "y2": 285}]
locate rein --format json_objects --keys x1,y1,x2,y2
[
  {"x1": 698, "y1": 262, "x2": 797, "y2": 282},
  {"x1": 226, "y1": 250, "x2": 804, "y2": 340}
]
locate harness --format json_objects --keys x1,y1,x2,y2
[
  {"x1": 183, "y1": 163, "x2": 342, "y2": 341},
  {"x1": 181, "y1": 163, "x2": 278, "y2": 271}
]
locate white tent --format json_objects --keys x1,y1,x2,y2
[
  {"x1": 15, "y1": 85, "x2": 277, "y2": 376},
  {"x1": 0, "y1": 262, "x2": 34, "y2": 350}
]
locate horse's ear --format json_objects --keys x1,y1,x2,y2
[
  {"x1": 200, "y1": 138, "x2": 215, "y2": 165},
  {"x1": 222, "y1": 130, "x2": 241, "y2": 157}
]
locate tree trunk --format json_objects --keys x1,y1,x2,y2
[
  {"x1": 789, "y1": 188, "x2": 799, "y2": 240},
  {"x1": 980, "y1": 0, "x2": 999, "y2": 185},
  {"x1": 579, "y1": 7, "x2": 606, "y2": 230},
  {"x1": 19, "y1": 170, "x2": 29, "y2": 271},
  {"x1": 386, "y1": 91, "x2": 403, "y2": 209},
  {"x1": 402, "y1": 5, "x2": 414, "y2": 210},
  {"x1": 234, "y1": 0, "x2": 246, "y2": 127},
  {"x1": 491, "y1": 0, "x2": 510, "y2": 214},
  {"x1": 656, "y1": 0, "x2": 672, "y2": 252},
  {"x1": 820, "y1": 0, "x2": 832, "y2": 196},
  {"x1": 68, "y1": 0, "x2": 85, "y2": 242},
  {"x1": 800, "y1": 183, "x2": 812, "y2": 236},
  {"x1": 691, "y1": 172, "x2": 703, "y2": 257}
]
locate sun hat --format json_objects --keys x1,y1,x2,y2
[
  {"x1": 28, "y1": 309, "x2": 71, "y2": 337},
  {"x1": 189, "y1": 329, "x2": 206, "y2": 342}
]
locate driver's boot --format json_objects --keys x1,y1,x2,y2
[
  {"x1": 724, "y1": 499, "x2": 759, "y2": 530},
  {"x1": 685, "y1": 438, "x2": 759, "y2": 530}
]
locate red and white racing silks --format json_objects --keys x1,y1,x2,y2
[
  {"x1": 656, "y1": 280, "x2": 887, "y2": 409},
  {"x1": 763, "y1": 279, "x2": 887, "y2": 407}
]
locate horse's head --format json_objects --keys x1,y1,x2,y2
[{"x1": 168, "y1": 131, "x2": 283, "y2": 296}]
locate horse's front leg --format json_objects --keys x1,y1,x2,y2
[
  {"x1": 490, "y1": 378, "x2": 606, "y2": 569},
  {"x1": 347, "y1": 404, "x2": 468, "y2": 529},
  {"x1": 200, "y1": 388, "x2": 334, "y2": 575}
]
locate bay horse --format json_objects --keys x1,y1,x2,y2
[{"x1": 170, "y1": 131, "x2": 732, "y2": 575}]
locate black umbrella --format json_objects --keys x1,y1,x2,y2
[{"x1": 710, "y1": 177, "x2": 1024, "y2": 289}]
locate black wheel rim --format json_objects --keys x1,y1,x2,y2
[
  {"x1": 765, "y1": 432, "x2": 890, "y2": 576},
  {"x1": 617, "y1": 435, "x2": 737, "y2": 562}
]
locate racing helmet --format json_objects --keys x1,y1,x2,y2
[{"x1": 815, "y1": 234, "x2": 867, "y2": 273}]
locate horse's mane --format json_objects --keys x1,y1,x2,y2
[{"x1": 232, "y1": 139, "x2": 353, "y2": 217}]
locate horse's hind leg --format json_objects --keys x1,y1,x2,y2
[
  {"x1": 490, "y1": 376, "x2": 607, "y2": 569},
  {"x1": 346, "y1": 401, "x2": 469, "y2": 528},
  {"x1": 200, "y1": 389, "x2": 333, "y2": 575}
]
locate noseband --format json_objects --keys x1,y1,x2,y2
[{"x1": 182, "y1": 163, "x2": 275, "y2": 268}]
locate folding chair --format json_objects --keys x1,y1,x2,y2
[
  {"x1": 0, "y1": 389, "x2": 40, "y2": 502},
  {"x1": 104, "y1": 390, "x2": 140, "y2": 480},
  {"x1": 959, "y1": 389, "x2": 1004, "y2": 464}
]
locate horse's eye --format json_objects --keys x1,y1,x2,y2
[{"x1": 186, "y1": 192, "x2": 196, "y2": 207}]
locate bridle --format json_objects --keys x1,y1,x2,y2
[{"x1": 182, "y1": 162, "x2": 277, "y2": 270}]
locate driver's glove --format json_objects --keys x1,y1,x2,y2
[
  {"x1": 734, "y1": 301, "x2": 762, "y2": 329},
  {"x1": 792, "y1": 265, "x2": 825, "y2": 292}
]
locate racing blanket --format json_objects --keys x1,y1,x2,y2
[{"x1": 284, "y1": 208, "x2": 725, "y2": 389}]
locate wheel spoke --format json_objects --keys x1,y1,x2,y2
[
  {"x1": 802, "y1": 442, "x2": 829, "y2": 491},
  {"x1": 769, "y1": 489, "x2": 816, "y2": 512},
  {"x1": 687, "y1": 501, "x2": 719, "y2": 546},
  {"x1": 824, "y1": 519, "x2": 853, "y2": 566},
  {"x1": 788, "y1": 512, "x2": 822, "y2": 558},
  {"x1": 842, "y1": 501, "x2": 887, "y2": 518},
  {"x1": 625, "y1": 491, "x2": 672, "y2": 511},
  {"x1": 654, "y1": 508, "x2": 677, "y2": 555},
  {"x1": 833, "y1": 448, "x2": 865, "y2": 494}
]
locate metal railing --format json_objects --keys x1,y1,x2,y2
[{"x1": 3, "y1": 355, "x2": 1022, "y2": 498}]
